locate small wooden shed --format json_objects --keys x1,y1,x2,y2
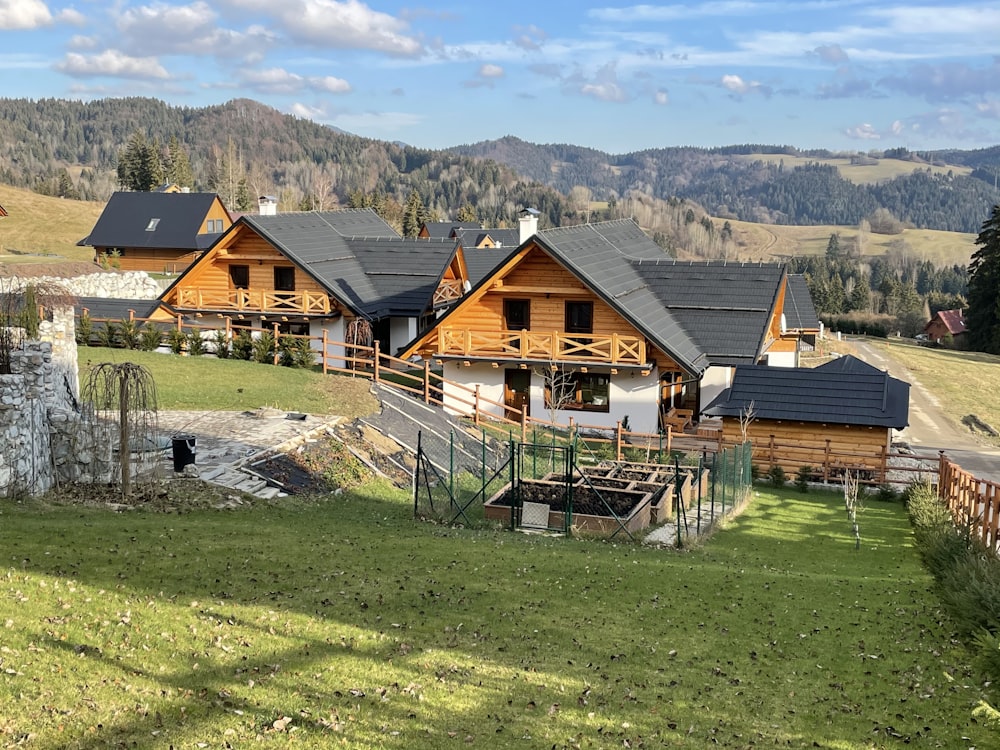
[{"x1": 702, "y1": 356, "x2": 910, "y2": 482}]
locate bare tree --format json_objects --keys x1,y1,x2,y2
[
  {"x1": 843, "y1": 469, "x2": 862, "y2": 550},
  {"x1": 738, "y1": 399, "x2": 756, "y2": 444}
]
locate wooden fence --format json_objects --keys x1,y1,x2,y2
[
  {"x1": 75, "y1": 312, "x2": 948, "y2": 482},
  {"x1": 937, "y1": 452, "x2": 1000, "y2": 550}
]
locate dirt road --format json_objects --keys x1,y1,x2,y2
[{"x1": 853, "y1": 339, "x2": 1000, "y2": 483}]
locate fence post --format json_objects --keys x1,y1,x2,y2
[
  {"x1": 321, "y1": 329, "x2": 329, "y2": 375},
  {"x1": 373, "y1": 340, "x2": 381, "y2": 383},
  {"x1": 616, "y1": 420, "x2": 623, "y2": 461},
  {"x1": 423, "y1": 359, "x2": 431, "y2": 404},
  {"x1": 768, "y1": 434, "x2": 775, "y2": 470},
  {"x1": 938, "y1": 450, "x2": 947, "y2": 500},
  {"x1": 521, "y1": 407, "x2": 527, "y2": 443},
  {"x1": 273, "y1": 323, "x2": 280, "y2": 365},
  {"x1": 474, "y1": 385, "x2": 481, "y2": 426},
  {"x1": 824, "y1": 439, "x2": 831, "y2": 482}
]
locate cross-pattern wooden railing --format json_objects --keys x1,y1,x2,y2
[
  {"x1": 432, "y1": 279, "x2": 465, "y2": 307},
  {"x1": 434, "y1": 328, "x2": 647, "y2": 365},
  {"x1": 174, "y1": 289, "x2": 332, "y2": 314}
]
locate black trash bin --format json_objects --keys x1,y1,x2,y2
[{"x1": 171, "y1": 434, "x2": 197, "y2": 472}]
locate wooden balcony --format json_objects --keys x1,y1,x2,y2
[
  {"x1": 432, "y1": 279, "x2": 465, "y2": 308},
  {"x1": 174, "y1": 288, "x2": 332, "y2": 315},
  {"x1": 435, "y1": 328, "x2": 647, "y2": 365}
]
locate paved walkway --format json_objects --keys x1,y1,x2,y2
[
  {"x1": 156, "y1": 409, "x2": 343, "y2": 499},
  {"x1": 852, "y1": 340, "x2": 1000, "y2": 484}
]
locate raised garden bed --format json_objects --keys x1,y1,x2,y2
[{"x1": 485, "y1": 479, "x2": 653, "y2": 536}]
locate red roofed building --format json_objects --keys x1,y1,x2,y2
[{"x1": 924, "y1": 308, "x2": 967, "y2": 346}]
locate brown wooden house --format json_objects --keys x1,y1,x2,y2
[
  {"x1": 702, "y1": 355, "x2": 909, "y2": 480},
  {"x1": 924, "y1": 308, "x2": 966, "y2": 346},
  {"x1": 158, "y1": 209, "x2": 469, "y2": 362},
  {"x1": 401, "y1": 219, "x2": 802, "y2": 434},
  {"x1": 79, "y1": 191, "x2": 233, "y2": 273}
]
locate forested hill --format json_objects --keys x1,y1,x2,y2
[
  {"x1": 0, "y1": 97, "x2": 566, "y2": 228},
  {"x1": 1, "y1": 95, "x2": 998, "y2": 233},
  {"x1": 448, "y1": 137, "x2": 1000, "y2": 233}
]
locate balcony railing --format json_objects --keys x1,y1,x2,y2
[
  {"x1": 432, "y1": 279, "x2": 465, "y2": 308},
  {"x1": 174, "y1": 288, "x2": 332, "y2": 315},
  {"x1": 435, "y1": 328, "x2": 647, "y2": 365}
]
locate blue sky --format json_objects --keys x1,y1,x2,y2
[{"x1": 3, "y1": 0, "x2": 999, "y2": 154}]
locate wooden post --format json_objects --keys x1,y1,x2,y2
[
  {"x1": 769, "y1": 434, "x2": 775, "y2": 470},
  {"x1": 616, "y1": 420, "x2": 623, "y2": 461},
  {"x1": 321, "y1": 329, "x2": 329, "y2": 375},
  {"x1": 521, "y1": 406, "x2": 527, "y2": 443},
  {"x1": 474, "y1": 385, "x2": 481, "y2": 426},
  {"x1": 423, "y1": 359, "x2": 431, "y2": 404},
  {"x1": 373, "y1": 340, "x2": 381, "y2": 383},
  {"x1": 273, "y1": 323, "x2": 280, "y2": 365},
  {"x1": 938, "y1": 450, "x2": 947, "y2": 500},
  {"x1": 823, "y1": 439, "x2": 831, "y2": 482},
  {"x1": 610, "y1": 333, "x2": 619, "y2": 364}
]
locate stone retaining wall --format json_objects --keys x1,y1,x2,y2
[
  {"x1": 7, "y1": 271, "x2": 160, "y2": 299},
  {"x1": 0, "y1": 308, "x2": 112, "y2": 497}
]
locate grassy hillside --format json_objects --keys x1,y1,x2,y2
[
  {"x1": 727, "y1": 218, "x2": 976, "y2": 266},
  {"x1": 732, "y1": 153, "x2": 973, "y2": 185},
  {"x1": 0, "y1": 183, "x2": 102, "y2": 263}
]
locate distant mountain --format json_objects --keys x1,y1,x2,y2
[
  {"x1": 448, "y1": 137, "x2": 1000, "y2": 233},
  {"x1": 0, "y1": 96, "x2": 997, "y2": 233}
]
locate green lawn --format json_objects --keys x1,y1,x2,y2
[
  {"x1": 79, "y1": 347, "x2": 379, "y2": 417},
  {"x1": 0, "y1": 486, "x2": 991, "y2": 748}
]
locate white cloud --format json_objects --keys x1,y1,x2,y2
[
  {"x1": 0, "y1": 0, "x2": 51, "y2": 29},
  {"x1": 513, "y1": 23, "x2": 546, "y2": 51},
  {"x1": 224, "y1": 0, "x2": 423, "y2": 57},
  {"x1": 57, "y1": 50, "x2": 170, "y2": 80},
  {"x1": 290, "y1": 102, "x2": 327, "y2": 118},
  {"x1": 578, "y1": 61, "x2": 629, "y2": 102},
  {"x1": 722, "y1": 74, "x2": 749, "y2": 93},
  {"x1": 56, "y1": 8, "x2": 86, "y2": 26},
  {"x1": 479, "y1": 63, "x2": 504, "y2": 78},
  {"x1": 844, "y1": 122, "x2": 881, "y2": 140},
  {"x1": 976, "y1": 99, "x2": 1000, "y2": 119},
  {"x1": 654, "y1": 88, "x2": 669, "y2": 105},
  {"x1": 237, "y1": 67, "x2": 351, "y2": 94}
]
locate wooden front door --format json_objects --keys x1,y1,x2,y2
[{"x1": 504, "y1": 369, "x2": 530, "y2": 420}]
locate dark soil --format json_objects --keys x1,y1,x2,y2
[{"x1": 512, "y1": 481, "x2": 646, "y2": 517}]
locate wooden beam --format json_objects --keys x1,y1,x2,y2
[{"x1": 492, "y1": 285, "x2": 587, "y2": 294}]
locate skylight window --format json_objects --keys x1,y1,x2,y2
[{"x1": 145, "y1": 218, "x2": 160, "y2": 231}]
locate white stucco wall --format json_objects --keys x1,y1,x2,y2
[
  {"x1": 316, "y1": 317, "x2": 347, "y2": 368},
  {"x1": 700, "y1": 365, "x2": 735, "y2": 411},
  {"x1": 389, "y1": 317, "x2": 417, "y2": 355},
  {"x1": 441, "y1": 361, "x2": 506, "y2": 418},
  {"x1": 765, "y1": 349, "x2": 797, "y2": 368},
  {"x1": 441, "y1": 363, "x2": 660, "y2": 433}
]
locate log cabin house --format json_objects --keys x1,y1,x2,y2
[
  {"x1": 158, "y1": 208, "x2": 469, "y2": 363},
  {"x1": 924, "y1": 308, "x2": 966, "y2": 346},
  {"x1": 400, "y1": 218, "x2": 805, "y2": 434},
  {"x1": 702, "y1": 355, "x2": 909, "y2": 480},
  {"x1": 79, "y1": 191, "x2": 233, "y2": 273}
]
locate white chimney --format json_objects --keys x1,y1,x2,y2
[
  {"x1": 519, "y1": 207, "x2": 539, "y2": 245},
  {"x1": 258, "y1": 195, "x2": 278, "y2": 216}
]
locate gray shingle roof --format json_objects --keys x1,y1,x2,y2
[
  {"x1": 75, "y1": 297, "x2": 164, "y2": 320},
  {"x1": 80, "y1": 191, "x2": 224, "y2": 249},
  {"x1": 234, "y1": 210, "x2": 455, "y2": 319},
  {"x1": 784, "y1": 275, "x2": 820, "y2": 330},
  {"x1": 421, "y1": 221, "x2": 481, "y2": 239},
  {"x1": 533, "y1": 220, "x2": 786, "y2": 374},
  {"x1": 702, "y1": 356, "x2": 909, "y2": 428}
]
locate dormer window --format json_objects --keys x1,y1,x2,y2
[{"x1": 145, "y1": 218, "x2": 160, "y2": 231}]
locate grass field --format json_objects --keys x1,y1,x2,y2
[
  {"x1": 79, "y1": 348, "x2": 379, "y2": 418},
  {"x1": 0, "y1": 184, "x2": 103, "y2": 262},
  {"x1": 727, "y1": 219, "x2": 976, "y2": 267},
  {"x1": 732, "y1": 154, "x2": 973, "y2": 185},
  {"x1": 0, "y1": 484, "x2": 992, "y2": 748},
  {"x1": 865, "y1": 340, "x2": 1000, "y2": 445}
]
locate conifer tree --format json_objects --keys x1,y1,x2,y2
[
  {"x1": 116, "y1": 131, "x2": 163, "y2": 191},
  {"x1": 402, "y1": 189, "x2": 426, "y2": 238},
  {"x1": 967, "y1": 204, "x2": 1000, "y2": 353},
  {"x1": 165, "y1": 135, "x2": 194, "y2": 189}
]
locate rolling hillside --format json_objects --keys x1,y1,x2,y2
[{"x1": 0, "y1": 183, "x2": 103, "y2": 264}]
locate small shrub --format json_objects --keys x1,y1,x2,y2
[
  {"x1": 252, "y1": 330, "x2": 276, "y2": 364},
  {"x1": 768, "y1": 465, "x2": 786, "y2": 487},
  {"x1": 118, "y1": 318, "x2": 141, "y2": 350},
  {"x1": 76, "y1": 312, "x2": 93, "y2": 345},
  {"x1": 212, "y1": 329, "x2": 231, "y2": 359},
  {"x1": 97, "y1": 321, "x2": 120, "y2": 348},
  {"x1": 232, "y1": 330, "x2": 253, "y2": 360},
  {"x1": 795, "y1": 465, "x2": 813, "y2": 493},
  {"x1": 186, "y1": 330, "x2": 206, "y2": 357},
  {"x1": 876, "y1": 482, "x2": 898, "y2": 502},
  {"x1": 166, "y1": 329, "x2": 186, "y2": 355},
  {"x1": 278, "y1": 335, "x2": 315, "y2": 368},
  {"x1": 750, "y1": 463, "x2": 761, "y2": 482},
  {"x1": 138, "y1": 323, "x2": 162, "y2": 351}
]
